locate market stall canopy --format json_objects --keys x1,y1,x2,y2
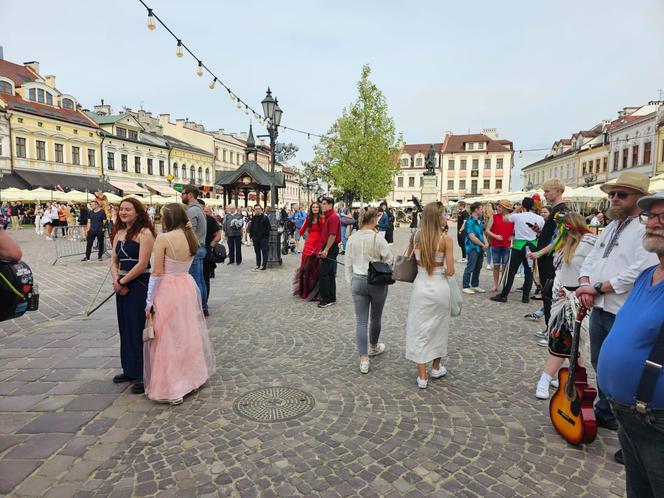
[
  {"x1": 108, "y1": 180, "x2": 149, "y2": 195},
  {"x1": 14, "y1": 170, "x2": 113, "y2": 192},
  {"x1": 61, "y1": 190, "x2": 91, "y2": 203},
  {"x1": 0, "y1": 188, "x2": 31, "y2": 201},
  {"x1": 144, "y1": 183, "x2": 179, "y2": 197},
  {"x1": 101, "y1": 192, "x2": 123, "y2": 203}
]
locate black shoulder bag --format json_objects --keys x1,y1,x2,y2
[{"x1": 368, "y1": 233, "x2": 394, "y2": 286}]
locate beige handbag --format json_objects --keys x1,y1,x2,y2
[
  {"x1": 142, "y1": 314, "x2": 155, "y2": 342},
  {"x1": 393, "y1": 232, "x2": 417, "y2": 283}
]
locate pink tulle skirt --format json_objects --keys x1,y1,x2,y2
[{"x1": 144, "y1": 273, "x2": 216, "y2": 401}]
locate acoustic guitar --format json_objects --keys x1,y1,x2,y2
[{"x1": 549, "y1": 306, "x2": 598, "y2": 445}]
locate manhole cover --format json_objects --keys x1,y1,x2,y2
[{"x1": 233, "y1": 387, "x2": 315, "y2": 423}]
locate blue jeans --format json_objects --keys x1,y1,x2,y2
[
  {"x1": 463, "y1": 250, "x2": 483, "y2": 289},
  {"x1": 589, "y1": 308, "x2": 617, "y2": 422},
  {"x1": 341, "y1": 226, "x2": 348, "y2": 251},
  {"x1": 351, "y1": 274, "x2": 388, "y2": 356},
  {"x1": 189, "y1": 246, "x2": 207, "y2": 310},
  {"x1": 611, "y1": 401, "x2": 664, "y2": 498}
]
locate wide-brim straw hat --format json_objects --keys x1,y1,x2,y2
[
  {"x1": 497, "y1": 199, "x2": 513, "y2": 211},
  {"x1": 600, "y1": 171, "x2": 650, "y2": 195}
]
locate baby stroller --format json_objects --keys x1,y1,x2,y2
[{"x1": 281, "y1": 219, "x2": 297, "y2": 255}]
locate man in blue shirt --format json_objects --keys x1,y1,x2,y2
[
  {"x1": 598, "y1": 191, "x2": 664, "y2": 496},
  {"x1": 288, "y1": 203, "x2": 307, "y2": 254},
  {"x1": 462, "y1": 202, "x2": 489, "y2": 294}
]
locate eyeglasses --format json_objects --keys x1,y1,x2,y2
[
  {"x1": 608, "y1": 191, "x2": 636, "y2": 199},
  {"x1": 639, "y1": 211, "x2": 664, "y2": 225}
]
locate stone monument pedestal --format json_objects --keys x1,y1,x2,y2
[{"x1": 420, "y1": 175, "x2": 438, "y2": 205}]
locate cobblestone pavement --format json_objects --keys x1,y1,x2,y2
[{"x1": 0, "y1": 226, "x2": 626, "y2": 497}]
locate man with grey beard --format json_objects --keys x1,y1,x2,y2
[
  {"x1": 576, "y1": 172, "x2": 658, "y2": 459},
  {"x1": 597, "y1": 190, "x2": 664, "y2": 496}
]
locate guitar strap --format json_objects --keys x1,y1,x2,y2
[{"x1": 634, "y1": 320, "x2": 664, "y2": 414}]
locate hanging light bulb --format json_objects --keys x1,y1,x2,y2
[
  {"x1": 228, "y1": 91, "x2": 236, "y2": 101},
  {"x1": 176, "y1": 40, "x2": 184, "y2": 58},
  {"x1": 209, "y1": 77, "x2": 217, "y2": 90},
  {"x1": 147, "y1": 9, "x2": 157, "y2": 30},
  {"x1": 519, "y1": 150, "x2": 523, "y2": 158},
  {"x1": 245, "y1": 106, "x2": 250, "y2": 115},
  {"x1": 307, "y1": 133, "x2": 311, "y2": 140},
  {"x1": 196, "y1": 61, "x2": 204, "y2": 77},
  {"x1": 236, "y1": 101, "x2": 242, "y2": 109}
]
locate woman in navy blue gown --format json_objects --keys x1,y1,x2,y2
[{"x1": 110, "y1": 198, "x2": 156, "y2": 394}]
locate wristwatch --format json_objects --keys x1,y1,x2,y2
[{"x1": 593, "y1": 282, "x2": 604, "y2": 295}]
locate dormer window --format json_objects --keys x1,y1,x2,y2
[
  {"x1": 116, "y1": 127, "x2": 127, "y2": 138},
  {"x1": 468, "y1": 142, "x2": 475, "y2": 151},
  {"x1": 128, "y1": 130, "x2": 138, "y2": 140},
  {"x1": 62, "y1": 98, "x2": 74, "y2": 110},
  {"x1": 28, "y1": 88, "x2": 53, "y2": 105},
  {"x1": 0, "y1": 81, "x2": 12, "y2": 95}
]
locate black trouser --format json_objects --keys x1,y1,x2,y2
[
  {"x1": 457, "y1": 232, "x2": 466, "y2": 258},
  {"x1": 228, "y1": 235, "x2": 242, "y2": 264},
  {"x1": 538, "y1": 256, "x2": 555, "y2": 325},
  {"x1": 253, "y1": 238, "x2": 268, "y2": 268},
  {"x1": 319, "y1": 244, "x2": 339, "y2": 305},
  {"x1": 499, "y1": 244, "x2": 535, "y2": 300},
  {"x1": 85, "y1": 230, "x2": 104, "y2": 259},
  {"x1": 203, "y1": 247, "x2": 215, "y2": 299}
]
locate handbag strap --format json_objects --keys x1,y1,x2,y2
[{"x1": 634, "y1": 319, "x2": 664, "y2": 413}]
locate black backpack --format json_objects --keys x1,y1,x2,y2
[{"x1": 212, "y1": 243, "x2": 227, "y2": 263}]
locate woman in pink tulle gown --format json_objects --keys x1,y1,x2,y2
[{"x1": 143, "y1": 203, "x2": 215, "y2": 405}]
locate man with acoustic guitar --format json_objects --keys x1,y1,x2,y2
[{"x1": 597, "y1": 190, "x2": 664, "y2": 497}]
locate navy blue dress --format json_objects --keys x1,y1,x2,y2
[{"x1": 115, "y1": 239, "x2": 150, "y2": 380}]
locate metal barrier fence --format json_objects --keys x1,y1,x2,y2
[{"x1": 51, "y1": 225, "x2": 111, "y2": 265}]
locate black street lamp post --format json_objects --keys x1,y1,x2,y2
[{"x1": 0, "y1": 169, "x2": 4, "y2": 204}]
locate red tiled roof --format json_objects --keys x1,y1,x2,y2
[
  {"x1": 608, "y1": 112, "x2": 655, "y2": 130},
  {"x1": 0, "y1": 59, "x2": 39, "y2": 85},
  {"x1": 442, "y1": 134, "x2": 512, "y2": 153},
  {"x1": 0, "y1": 92, "x2": 98, "y2": 128},
  {"x1": 402, "y1": 143, "x2": 443, "y2": 155}
]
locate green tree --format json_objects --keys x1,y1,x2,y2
[{"x1": 313, "y1": 64, "x2": 400, "y2": 203}]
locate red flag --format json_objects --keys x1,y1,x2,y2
[{"x1": 55, "y1": 184, "x2": 64, "y2": 192}]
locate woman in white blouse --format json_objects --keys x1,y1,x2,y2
[{"x1": 344, "y1": 207, "x2": 394, "y2": 374}]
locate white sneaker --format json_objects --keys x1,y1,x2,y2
[
  {"x1": 456, "y1": 258, "x2": 467, "y2": 263},
  {"x1": 487, "y1": 264, "x2": 492, "y2": 270},
  {"x1": 462, "y1": 288, "x2": 475, "y2": 295},
  {"x1": 359, "y1": 357, "x2": 369, "y2": 374},
  {"x1": 431, "y1": 366, "x2": 447, "y2": 379},
  {"x1": 472, "y1": 287, "x2": 486, "y2": 293},
  {"x1": 417, "y1": 376, "x2": 428, "y2": 389},
  {"x1": 550, "y1": 378, "x2": 559, "y2": 388},
  {"x1": 368, "y1": 343, "x2": 386, "y2": 356},
  {"x1": 537, "y1": 338, "x2": 548, "y2": 347},
  {"x1": 535, "y1": 379, "x2": 550, "y2": 399}
]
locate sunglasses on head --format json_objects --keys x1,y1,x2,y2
[{"x1": 607, "y1": 191, "x2": 635, "y2": 199}]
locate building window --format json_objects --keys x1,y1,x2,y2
[
  {"x1": 613, "y1": 151, "x2": 619, "y2": 171},
  {"x1": 107, "y1": 152, "x2": 115, "y2": 170},
  {"x1": 190, "y1": 166, "x2": 195, "y2": 181},
  {"x1": 16, "y1": 137, "x2": 26, "y2": 157},
  {"x1": 62, "y1": 98, "x2": 74, "y2": 110},
  {"x1": 419, "y1": 176, "x2": 424, "y2": 187},
  {"x1": 448, "y1": 160, "x2": 455, "y2": 170},
  {"x1": 46, "y1": 92, "x2": 53, "y2": 105},
  {"x1": 471, "y1": 180, "x2": 478, "y2": 194},
  {"x1": 459, "y1": 179, "x2": 466, "y2": 190},
  {"x1": 159, "y1": 160, "x2": 165, "y2": 176},
  {"x1": 632, "y1": 145, "x2": 639, "y2": 166},
  {"x1": 37, "y1": 122, "x2": 43, "y2": 127},
  {"x1": 36, "y1": 140, "x2": 46, "y2": 161},
  {"x1": 28, "y1": 88, "x2": 36, "y2": 101},
  {"x1": 447, "y1": 180, "x2": 454, "y2": 190},
  {"x1": 215, "y1": 147, "x2": 219, "y2": 160},
  {"x1": 117, "y1": 127, "x2": 127, "y2": 138},
  {"x1": 408, "y1": 176, "x2": 415, "y2": 187},
  {"x1": 54, "y1": 143, "x2": 64, "y2": 163},
  {"x1": 468, "y1": 142, "x2": 474, "y2": 151},
  {"x1": 496, "y1": 179, "x2": 503, "y2": 190},
  {"x1": 484, "y1": 158, "x2": 490, "y2": 169},
  {"x1": 223, "y1": 149, "x2": 227, "y2": 162},
  {"x1": 230, "y1": 152, "x2": 234, "y2": 164},
  {"x1": 603, "y1": 157, "x2": 607, "y2": 172},
  {"x1": 205, "y1": 168, "x2": 210, "y2": 183},
  {"x1": 173, "y1": 164, "x2": 178, "y2": 178},
  {"x1": 472, "y1": 159, "x2": 479, "y2": 170},
  {"x1": 147, "y1": 158, "x2": 153, "y2": 175},
  {"x1": 88, "y1": 149, "x2": 95, "y2": 167},
  {"x1": 400, "y1": 158, "x2": 409, "y2": 168},
  {"x1": 415, "y1": 157, "x2": 423, "y2": 167},
  {"x1": 397, "y1": 177, "x2": 403, "y2": 187},
  {"x1": 582, "y1": 161, "x2": 587, "y2": 175},
  {"x1": 0, "y1": 81, "x2": 11, "y2": 94},
  {"x1": 483, "y1": 179, "x2": 490, "y2": 190},
  {"x1": 460, "y1": 159, "x2": 467, "y2": 170},
  {"x1": 622, "y1": 148, "x2": 628, "y2": 169},
  {"x1": 134, "y1": 157, "x2": 141, "y2": 173},
  {"x1": 73, "y1": 129, "x2": 78, "y2": 134},
  {"x1": 197, "y1": 167, "x2": 203, "y2": 183},
  {"x1": 121, "y1": 154, "x2": 128, "y2": 172},
  {"x1": 644, "y1": 142, "x2": 652, "y2": 164},
  {"x1": 72, "y1": 146, "x2": 80, "y2": 165},
  {"x1": 128, "y1": 130, "x2": 138, "y2": 140},
  {"x1": 496, "y1": 158, "x2": 504, "y2": 169}
]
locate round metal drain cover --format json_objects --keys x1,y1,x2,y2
[{"x1": 234, "y1": 387, "x2": 315, "y2": 423}]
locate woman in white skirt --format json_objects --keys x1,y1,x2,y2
[{"x1": 405, "y1": 202, "x2": 455, "y2": 389}]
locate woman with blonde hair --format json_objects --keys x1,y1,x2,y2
[
  {"x1": 143, "y1": 203, "x2": 216, "y2": 405},
  {"x1": 533, "y1": 211, "x2": 596, "y2": 399},
  {"x1": 405, "y1": 202, "x2": 455, "y2": 388},
  {"x1": 344, "y1": 207, "x2": 394, "y2": 374}
]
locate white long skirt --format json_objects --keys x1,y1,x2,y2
[{"x1": 405, "y1": 268, "x2": 451, "y2": 364}]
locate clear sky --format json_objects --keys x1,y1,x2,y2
[{"x1": 2, "y1": 0, "x2": 663, "y2": 189}]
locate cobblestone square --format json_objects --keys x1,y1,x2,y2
[{"x1": 0, "y1": 227, "x2": 625, "y2": 497}]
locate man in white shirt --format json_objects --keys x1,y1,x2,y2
[{"x1": 576, "y1": 172, "x2": 658, "y2": 434}]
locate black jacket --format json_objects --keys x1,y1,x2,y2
[{"x1": 250, "y1": 214, "x2": 271, "y2": 241}]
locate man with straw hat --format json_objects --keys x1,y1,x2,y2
[
  {"x1": 486, "y1": 200, "x2": 514, "y2": 292},
  {"x1": 576, "y1": 172, "x2": 658, "y2": 456}
]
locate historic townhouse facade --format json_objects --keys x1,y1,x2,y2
[
  {"x1": 391, "y1": 143, "x2": 442, "y2": 204},
  {"x1": 0, "y1": 109, "x2": 10, "y2": 173},
  {"x1": 86, "y1": 103, "x2": 174, "y2": 196},
  {"x1": 607, "y1": 102, "x2": 663, "y2": 179},
  {"x1": 0, "y1": 58, "x2": 104, "y2": 191},
  {"x1": 281, "y1": 164, "x2": 302, "y2": 207},
  {"x1": 657, "y1": 115, "x2": 664, "y2": 175}
]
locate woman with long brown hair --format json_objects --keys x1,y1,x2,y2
[
  {"x1": 110, "y1": 197, "x2": 156, "y2": 394},
  {"x1": 293, "y1": 201, "x2": 325, "y2": 300},
  {"x1": 405, "y1": 202, "x2": 456, "y2": 388},
  {"x1": 532, "y1": 211, "x2": 596, "y2": 399},
  {"x1": 143, "y1": 203, "x2": 215, "y2": 405}
]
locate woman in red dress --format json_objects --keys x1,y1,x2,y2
[{"x1": 294, "y1": 202, "x2": 325, "y2": 300}]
